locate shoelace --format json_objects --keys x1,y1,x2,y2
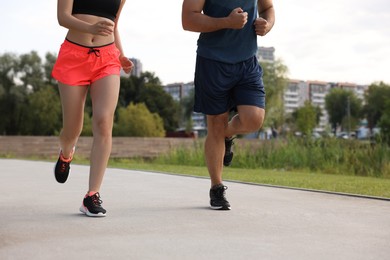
[
  {"x1": 91, "y1": 193, "x2": 103, "y2": 206},
  {"x1": 88, "y1": 48, "x2": 101, "y2": 57},
  {"x1": 214, "y1": 185, "x2": 228, "y2": 198}
]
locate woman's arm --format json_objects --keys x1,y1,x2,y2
[
  {"x1": 113, "y1": 0, "x2": 133, "y2": 73},
  {"x1": 113, "y1": 0, "x2": 126, "y2": 57},
  {"x1": 57, "y1": 0, "x2": 114, "y2": 36}
]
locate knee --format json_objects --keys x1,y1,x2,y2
[
  {"x1": 93, "y1": 117, "x2": 113, "y2": 137},
  {"x1": 242, "y1": 111, "x2": 265, "y2": 132},
  {"x1": 207, "y1": 114, "x2": 229, "y2": 138}
]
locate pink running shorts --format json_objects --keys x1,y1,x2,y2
[{"x1": 52, "y1": 39, "x2": 121, "y2": 86}]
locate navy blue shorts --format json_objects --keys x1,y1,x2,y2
[{"x1": 194, "y1": 55, "x2": 265, "y2": 115}]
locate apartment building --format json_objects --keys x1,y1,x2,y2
[
  {"x1": 257, "y1": 46, "x2": 275, "y2": 62},
  {"x1": 164, "y1": 82, "x2": 194, "y2": 101},
  {"x1": 331, "y1": 82, "x2": 368, "y2": 102},
  {"x1": 307, "y1": 81, "x2": 330, "y2": 131},
  {"x1": 284, "y1": 80, "x2": 369, "y2": 132},
  {"x1": 284, "y1": 80, "x2": 308, "y2": 114}
]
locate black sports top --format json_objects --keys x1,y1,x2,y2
[{"x1": 72, "y1": 0, "x2": 121, "y2": 21}]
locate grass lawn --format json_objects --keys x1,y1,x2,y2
[{"x1": 109, "y1": 159, "x2": 390, "y2": 199}]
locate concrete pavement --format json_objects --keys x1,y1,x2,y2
[{"x1": 1, "y1": 159, "x2": 389, "y2": 260}]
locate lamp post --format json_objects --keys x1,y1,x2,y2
[{"x1": 347, "y1": 96, "x2": 351, "y2": 138}]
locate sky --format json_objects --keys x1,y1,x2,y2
[{"x1": 1, "y1": 0, "x2": 389, "y2": 85}]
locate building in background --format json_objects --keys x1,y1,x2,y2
[
  {"x1": 284, "y1": 80, "x2": 308, "y2": 115},
  {"x1": 257, "y1": 46, "x2": 275, "y2": 62},
  {"x1": 163, "y1": 46, "x2": 370, "y2": 136},
  {"x1": 307, "y1": 81, "x2": 330, "y2": 131},
  {"x1": 283, "y1": 80, "x2": 369, "y2": 132},
  {"x1": 164, "y1": 82, "x2": 194, "y2": 101},
  {"x1": 163, "y1": 82, "x2": 207, "y2": 137}
]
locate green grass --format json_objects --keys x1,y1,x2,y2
[
  {"x1": 109, "y1": 158, "x2": 390, "y2": 199},
  {"x1": 3, "y1": 137, "x2": 390, "y2": 200}
]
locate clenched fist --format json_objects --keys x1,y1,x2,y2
[
  {"x1": 254, "y1": 17, "x2": 270, "y2": 36},
  {"x1": 228, "y1": 7, "x2": 248, "y2": 29}
]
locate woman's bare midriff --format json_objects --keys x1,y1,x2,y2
[{"x1": 66, "y1": 14, "x2": 115, "y2": 47}]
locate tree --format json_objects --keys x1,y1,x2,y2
[
  {"x1": 0, "y1": 53, "x2": 28, "y2": 135},
  {"x1": 292, "y1": 101, "x2": 317, "y2": 135},
  {"x1": 119, "y1": 72, "x2": 180, "y2": 132},
  {"x1": 363, "y1": 82, "x2": 390, "y2": 132},
  {"x1": 180, "y1": 88, "x2": 195, "y2": 132},
  {"x1": 378, "y1": 100, "x2": 390, "y2": 145},
  {"x1": 113, "y1": 103, "x2": 165, "y2": 137},
  {"x1": 81, "y1": 112, "x2": 93, "y2": 136},
  {"x1": 44, "y1": 52, "x2": 58, "y2": 86},
  {"x1": 139, "y1": 83, "x2": 180, "y2": 132},
  {"x1": 21, "y1": 86, "x2": 62, "y2": 135},
  {"x1": 260, "y1": 59, "x2": 288, "y2": 130},
  {"x1": 325, "y1": 88, "x2": 362, "y2": 133},
  {"x1": 18, "y1": 51, "x2": 46, "y2": 92}
]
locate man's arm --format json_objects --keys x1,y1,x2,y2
[
  {"x1": 181, "y1": 0, "x2": 248, "y2": 33},
  {"x1": 254, "y1": 0, "x2": 275, "y2": 36}
]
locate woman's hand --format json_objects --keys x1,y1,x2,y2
[
  {"x1": 120, "y1": 56, "x2": 134, "y2": 74},
  {"x1": 90, "y1": 20, "x2": 115, "y2": 36}
]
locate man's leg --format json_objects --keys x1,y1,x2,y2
[
  {"x1": 205, "y1": 112, "x2": 232, "y2": 210},
  {"x1": 225, "y1": 105, "x2": 265, "y2": 138},
  {"x1": 205, "y1": 112, "x2": 229, "y2": 187},
  {"x1": 223, "y1": 105, "x2": 265, "y2": 166}
]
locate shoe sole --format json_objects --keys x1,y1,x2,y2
[
  {"x1": 210, "y1": 205, "x2": 231, "y2": 210},
  {"x1": 79, "y1": 205, "x2": 106, "y2": 217}
]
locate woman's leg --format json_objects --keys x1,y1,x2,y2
[
  {"x1": 88, "y1": 75, "x2": 120, "y2": 193},
  {"x1": 58, "y1": 83, "x2": 88, "y2": 158}
]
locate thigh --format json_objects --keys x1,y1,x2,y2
[
  {"x1": 90, "y1": 75, "x2": 120, "y2": 121},
  {"x1": 234, "y1": 57, "x2": 266, "y2": 109},
  {"x1": 58, "y1": 83, "x2": 88, "y2": 129},
  {"x1": 194, "y1": 56, "x2": 238, "y2": 115}
]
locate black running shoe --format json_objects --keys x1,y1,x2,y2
[
  {"x1": 54, "y1": 148, "x2": 74, "y2": 184},
  {"x1": 80, "y1": 192, "x2": 107, "y2": 217},
  {"x1": 223, "y1": 137, "x2": 236, "y2": 166},
  {"x1": 210, "y1": 184, "x2": 231, "y2": 210}
]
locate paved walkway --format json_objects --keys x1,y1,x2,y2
[{"x1": 1, "y1": 159, "x2": 389, "y2": 260}]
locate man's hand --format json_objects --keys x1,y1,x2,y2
[
  {"x1": 228, "y1": 8, "x2": 248, "y2": 29},
  {"x1": 254, "y1": 17, "x2": 270, "y2": 36}
]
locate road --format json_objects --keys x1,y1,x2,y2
[{"x1": 1, "y1": 159, "x2": 389, "y2": 259}]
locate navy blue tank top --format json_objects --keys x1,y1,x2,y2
[
  {"x1": 72, "y1": 0, "x2": 121, "y2": 21},
  {"x1": 197, "y1": 0, "x2": 258, "y2": 64}
]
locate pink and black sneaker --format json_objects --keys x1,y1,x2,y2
[
  {"x1": 80, "y1": 192, "x2": 107, "y2": 217},
  {"x1": 54, "y1": 147, "x2": 74, "y2": 183}
]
